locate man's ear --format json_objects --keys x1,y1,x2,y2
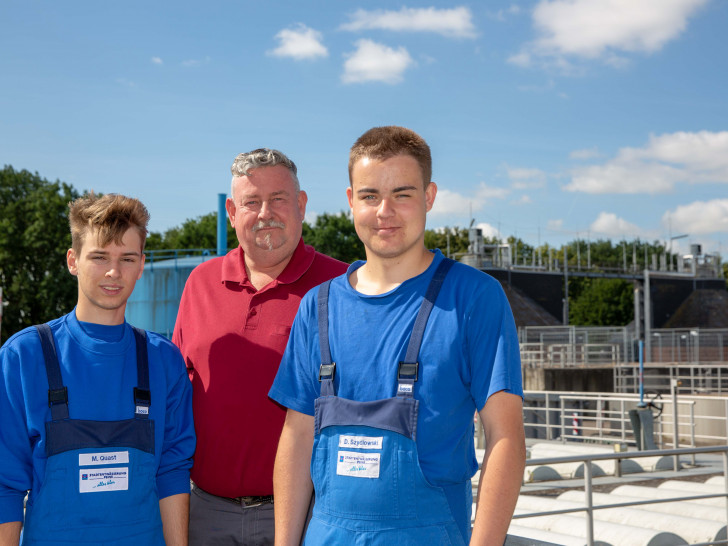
[
  {"x1": 425, "y1": 181, "x2": 437, "y2": 212},
  {"x1": 137, "y1": 252, "x2": 146, "y2": 280},
  {"x1": 225, "y1": 198, "x2": 236, "y2": 227},
  {"x1": 67, "y1": 248, "x2": 79, "y2": 277}
]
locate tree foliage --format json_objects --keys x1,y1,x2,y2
[
  {"x1": 424, "y1": 227, "x2": 470, "y2": 256},
  {"x1": 569, "y1": 277, "x2": 634, "y2": 326},
  {"x1": 145, "y1": 212, "x2": 236, "y2": 252},
  {"x1": 302, "y1": 212, "x2": 364, "y2": 263},
  {"x1": 0, "y1": 166, "x2": 80, "y2": 341}
]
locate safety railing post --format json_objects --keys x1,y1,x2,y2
[
  {"x1": 723, "y1": 450, "x2": 728, "y2": 529},
  {"x1": 584, "y1": 459, "x2": 594, "y2": 546},
  {"x1": 689, "y1": 402, "x2": 696, "y2": 465}
]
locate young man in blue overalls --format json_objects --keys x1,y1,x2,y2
[
  {"x1": 0, "y1": 193, "x2": 195, "y2": 545},
  {"x1": 270, "y1": 126, "x2": 526, "y2": 545}
]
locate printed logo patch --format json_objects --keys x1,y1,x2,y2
[
  {"x1": 79, "y1": 467, "x2": 129, "y2": 493},
  {"x1": 79, "y1": 451, "x2": 130, "y2": 466},
  {"x1": 397, "y1": 383, "x2": 413, "y2": 394},
  {"x1": 338, "y1": 435, "x2": 383, "y2": 450},
  {"x1": 336, "y1": 451, "x2": 380, "y2": 479}
]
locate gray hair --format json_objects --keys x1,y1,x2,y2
[{"x1": 230, "y1": 148, "x2": 299, "y2": 198}]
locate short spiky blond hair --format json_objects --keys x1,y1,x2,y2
[
  {"x1": 68, "y1": 193, "x2": 149, "y2": 252},
  {"x1": 348, "y1": 126, "x2": 432, "y2": 188}
]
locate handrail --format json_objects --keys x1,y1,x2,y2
[{"x1": 516, "y1": 445, "x2": 728, "y2": 546}]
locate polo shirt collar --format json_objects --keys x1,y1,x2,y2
[{"x1": 220, "y1": 238, "x2": 315, "y2": 287}]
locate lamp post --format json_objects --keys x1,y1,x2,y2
[{"x1": 669, "y1": 233, "x2": 688, "y2": 271}]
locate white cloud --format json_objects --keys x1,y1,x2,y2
[
  {"x1": 664, "y1": 199, "x2": 728, "y2": 235},
  {"x1": 115, "y1": 78, "x2": 136, "y2": 88},
  {"x1": 181, "y1": 57, "x2": 210, "y2": 67},
  {"x1": 512, "y1": 195, "x2": 533, "y2": 205},
  {"x1": 488, "y1": 5, "x2": 523, "y2": 21},
  {"x1": 304, "y1": 211, "x2": 319, "y2": 226},
  {"x1": 268, "y1": 24, "x2": 328, "y2": 60},
  {"x1": 590, "y1": 212, "x2": 642, "y2": 237},
  {"x1": 475, "y1": 182, "x2": 510, "y2": 200},
  {"x1": 507, "y1": 167, "x2": 547, "y2": 189},
  {"x1": 475, "y1": 222, "x2": 501, "y2": 239},
  {"x1": 514, "y1": 0, "x2": 707, "y2": 70},
  {"x1": 151, "y1": 57, "x2": 163, "y2": 65},
  {"x1": 341, "y1": 7, "x2": 476, "y2": 38},
  {"x1": 430, "y1": 182, "x2": 508, "y2": 216},
  {"x1": 547, "y1": 219, "x2": 564, "y2": 231},
  {"x1": 430, "y1": 188, "x2": 480, "y2": 216},
  {"x1": 342, "y1": 40, "x2": 414, "y2": 84},
  {"x1": 570, "y1": 147, "x2": 601, "y2": 160},
  {"x1": 565, "y1": 131, "x2": 728, "y2": 194}
]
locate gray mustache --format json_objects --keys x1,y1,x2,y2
[{"x1": 252, "y1": 220, "x2": 285, "y2": 232}]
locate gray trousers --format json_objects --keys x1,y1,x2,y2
[{"x1": 189, "y1": 484, "x2": 275, "y2": 546}]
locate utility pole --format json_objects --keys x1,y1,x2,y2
[
  {"x1": 563, "y1": 245, "x2": 569, "y2": 325},
  {"x1": 587, "y1": 231, "x2": 591, "y2": 270}
]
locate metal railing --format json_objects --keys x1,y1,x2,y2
[
  {"x1": 616, "y1": 362, "x2": 728, "y2": 396},
  {"x1": 522, "y1": 391, "x2": 728, "y2": 450},
  {"x1": 519, "y1": 326, "x2": 728, "y2": 369},
  {"x1": 516, "y1": 446, "x2": 728, "y2": 546}
]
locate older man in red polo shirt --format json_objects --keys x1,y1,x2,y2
[{"x1": 173, "y1": 148, "x2": 346, "y2": 545}]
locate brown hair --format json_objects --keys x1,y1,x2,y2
[
  {"x1": 348, "y1": 126, "x2": 432, "y2": 187},
  {"x1": 68, "y1": 193, "x2": 150, "y2": 252}
]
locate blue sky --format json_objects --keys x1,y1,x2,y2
[{"x1": 2, "y1": 0, "x2": 727, "y2": 256}]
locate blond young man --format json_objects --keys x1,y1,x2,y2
[{"x1": 0, "y1": 194, "x2": 195, "y2": 545}]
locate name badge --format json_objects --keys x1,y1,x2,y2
[
  {"x1": 336, "y1": 451, "x2": 380, "y2": 479},
  {"x1": 79, "y1": 451, "x2": 130, "y2": 466},
  {"x1": 79, "y1": 467, "x2": 129, "y2": 493},
  {"x1": 338, "y1": 435, "x2": 383, "y2": 450}
]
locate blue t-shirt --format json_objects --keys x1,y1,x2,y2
[
  {"x1": 270, "y1": 249, "x2": 522, "y2": 487},
  {"x1": 0, "y1": 310, "x2": 196, "y2": 524}
]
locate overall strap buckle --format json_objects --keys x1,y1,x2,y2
[
  {"x1": 134, "y1": 387, "x2": 151, "y2": 417},
  {"x1": 48, "y1": 387, "x2": 68, "y2": 408},
  {"x1": 397, "y1": 361, "x2": 418, "y2": 397},
  {"x1": 318, "y1": 363, "x2": 336, "y2": 397}
]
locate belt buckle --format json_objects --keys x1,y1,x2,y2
[{"x1": 239, "y1": 495, "x2": 272, "y2": 508}]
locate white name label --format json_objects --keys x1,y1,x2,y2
[
  {"x1": 336, "y1": 451, "x2": 380, "y2": 479},
  {"x1": 79, "y1": 467, "x2": 129, "y2": 493},
  {"x1": 136, "y1": 406, "x2": 149, "y2": 415},
  {"x1": 338, "y1": 435, "x2": 383, "y2": 450},
  {"x1": 397, "y1": 383, "x2": 413, "y2": 394},
  {"x1": 79, "y1": 451, "x2": 130, "y2": 466}
]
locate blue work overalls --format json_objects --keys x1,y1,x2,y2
[
  {"x1": 306, "y1": 258, "x2": 468, "y2": 545},
  {"x1": 22, "y1": 324, "x2": 164, "y2": 545}
]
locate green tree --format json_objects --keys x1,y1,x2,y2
[
  {"x1": 0, "y1": 166, "x2": 81, "y2": 341},
  {"x1": 424, "y1": 227, "x2": 470, "y2": 257},
  {"x1": 302, "y1": 212, "x2": 364, "y2": 263},
  {"x1": 569, "y1": 278, "x2": 633, "y2": 326}
]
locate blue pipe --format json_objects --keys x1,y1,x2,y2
[{"x1": 217, "y1": 193, "x2": 227, "y2": 257}]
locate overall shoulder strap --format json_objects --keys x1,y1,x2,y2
[
  {"x1": 35, "y1": 324, "x2": 69, "y2": 421},
  {"x1": 397, "y1": 258, "x2": 456, "y2": 398},
  {"x1": 317, "y1": 280, "x2": 336, "y2": 397},
  {"x1": 132, "y1": 326, "x2": 151, "y2": 418}
]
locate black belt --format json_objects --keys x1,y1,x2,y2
[
  {"x1": 195, "y1": 484, "x2": 273, "y2": 507},
  {"x1": 230, "y1": 495, "x2": 274, "y2": 507}
]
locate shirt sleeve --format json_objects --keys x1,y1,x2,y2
[
  {"x1": 467, "y1": 277, "x2": 523, "y2": 412},
  {"x1": 155, "y1": 342, "x2": 196, "y2": 499},
  {"x1": 0, "y1": 344, "x2": 33, "y2": 523},
  {"x1": 268, "y1": 290, "x2": 320, "y2": 416}
]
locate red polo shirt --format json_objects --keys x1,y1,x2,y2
[{"x1": 173, "y1": 239, "x2": 346, "y2": 497}]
